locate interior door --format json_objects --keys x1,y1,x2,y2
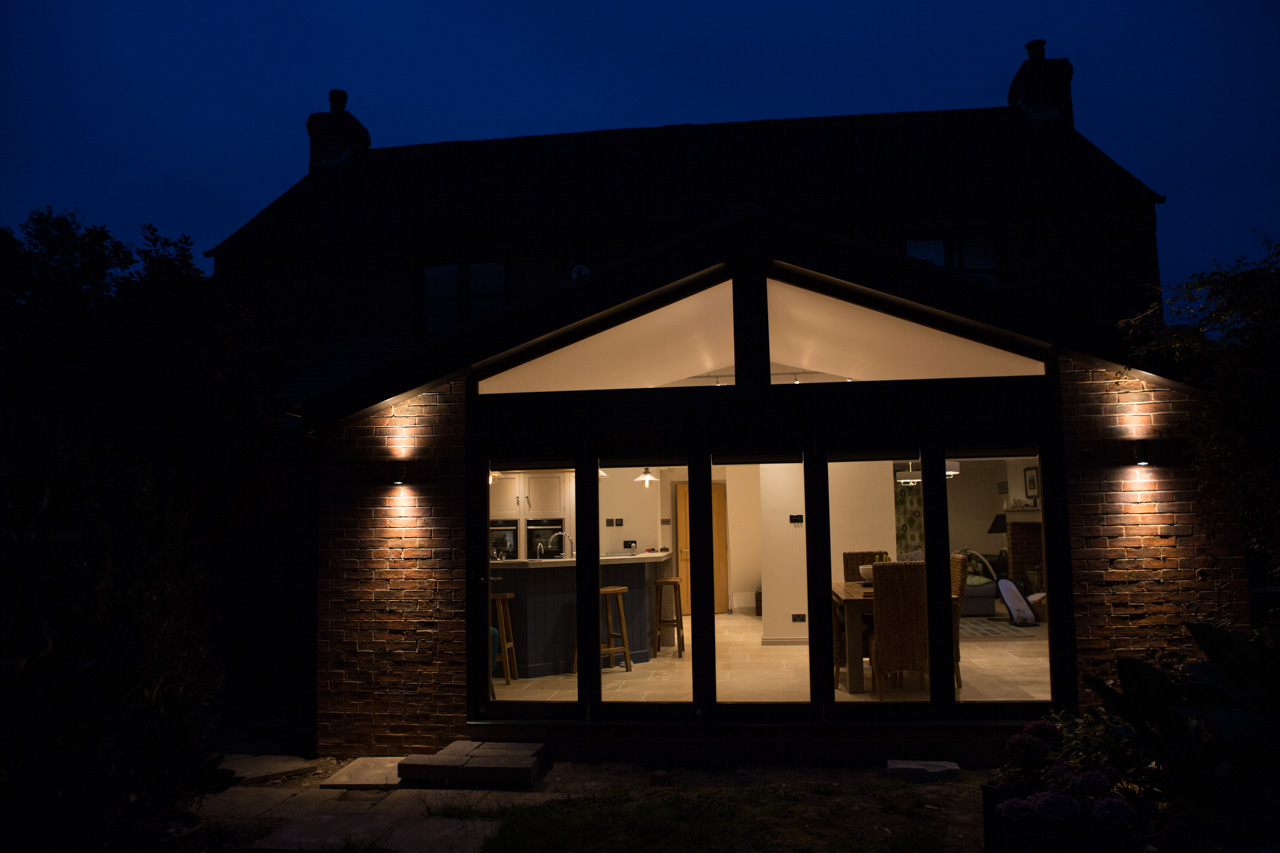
[{"x1": 675, "y1": 482, "x2": 729, "y2": 613}]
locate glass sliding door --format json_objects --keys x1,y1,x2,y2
[
  {"x1": 715, "y1": 462, "x2": 810, "y2": 703},
  {"x1": 487, "y1": 466, "x2": 578, "y2": 702},
  {"x1": 828, "y1": 456, "x2": 930, "y2": 702},
  {"x1": 598, "y1": 465, "x2": 690, "y2": 703},
  {"x1": 946, "y1": 455, "x2": 1050, "y2": 701}
]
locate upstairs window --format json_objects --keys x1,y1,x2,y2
[
  {"x1": 424, "y1": 262, "x2": 506, "y2": 335},
  {"x1": 907, "y1": 236, "x2": 999, "y2": 283}
]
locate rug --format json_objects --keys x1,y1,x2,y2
[{"x1": 959, "y1": 618, "x2": 1030, "y2": 639}]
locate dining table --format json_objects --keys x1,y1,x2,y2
[
  {"x1": 831, "y1": 581, "x2": 960, "y2": 694},
  {"x1": 832, "y1": 581, "x2": 874, "y2": 693}
]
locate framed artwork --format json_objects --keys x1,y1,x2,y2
[{"x1": 1024, "y1": 466, "x2": 1040, "y2": 499}]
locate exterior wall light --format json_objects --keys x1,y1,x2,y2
[
  {"x1": 1135, "y1": 440, "x2": 1149, "y2": 466},
  {"x1": 392, "y1": 461, "x2": 407, "y2": 484}
]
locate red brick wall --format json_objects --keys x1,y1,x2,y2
[
  {"x1": 1058, "y1": 357, "x2": 1249, "y2": 698},
  {"x1": 314, "y1": 381, "x2": 469, "y2": 756}
]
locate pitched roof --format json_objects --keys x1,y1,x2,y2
[
  {"x1": 296, "y1": 208, "x2": 1145, "y2": 428},
  {"x1": 208, "y1": 106, "x2": 1162, "y2": 258}
]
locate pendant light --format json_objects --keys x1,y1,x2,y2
[
  {"x1": 895, "y1": 462, "x2": 922, "y2": 486},
  {"x1": 634, "y1": 467, "x2": 658, "y2": 488}
]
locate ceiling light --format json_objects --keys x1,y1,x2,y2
[
  {"x1": 634, "y1": 467, "x2": 658, "y2": 488},
  {"x1": 895, "y1": 462, "x2": 922, "y2": 486},
  {"x1": 946, "y1": 459, "x2": 960, "y2": 478}
]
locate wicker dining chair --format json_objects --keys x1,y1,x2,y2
[
  {"x1": 950, "y1": 552, "x2": 968, "y2": 689},
  {"x1": 834, "y1": 550, "x2": 888, "y2": 688},
  {"x1": 842, "y1": 550, "x2": 889, "y2": 583},
  {"x1": 869, "y1": 561, "x2": 929, "y2": 700}
]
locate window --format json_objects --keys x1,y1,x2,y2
[
  {"x1": 424, "y1": 262, "x2": 506, "y2": 335},
  {"x1": 907, "y1": 236, "x2": 999, "y2": 281}
]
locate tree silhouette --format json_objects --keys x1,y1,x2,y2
[
  {"x1": 1, "y1": 208, "x2": 270, "y2": 848},
  {"x1": 1126, "y1": 236, "x2": 1280, "y2": 613}
]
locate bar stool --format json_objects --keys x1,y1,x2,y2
[
  {"x1": 573, "y1": 586, "x2": 633, "y2": 672},
  {"x1": 653, "y1": 577, "x2": 685, "y2": 657},
  {"x1": 490, "y1": 592, "x2": 518, "y2": 684},
  {"x1": 599, "y1": 586, "x2": 633, "y2": 671}
]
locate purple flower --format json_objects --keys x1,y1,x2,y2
[
  {"x1": 1044, "y1": 762, "x2": 1080, "y2": 792},
  {"x1": 1074, "y1": 770, "x2": 1112, "y2": 798},
  {"x1": 1091, "y1": 795, "x2": 1136, "y2": 825},
  {"x1": 996, "y1": 797, "x2": 1035, "y2": 822},
  {"x1": 1024, "y1": 791, "x2": 1081, "y2": 823},
  {"x1": 1007, "y1": 733, "x2": 1051, "y2": 763},
  {"x1": 1023, "y1": 719, "x2": 1063, "y2": 749}
]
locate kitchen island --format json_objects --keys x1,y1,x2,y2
[{"x1": 488, "y1": 551, "x2": 676, "y2": 679}]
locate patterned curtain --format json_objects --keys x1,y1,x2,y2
[{"x1": 893, "y1": 479, "x2": 925, "y2": 560}]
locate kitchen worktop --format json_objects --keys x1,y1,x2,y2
[{"x1": 488, "y1": 551, "x2": 674, "y2": 569}]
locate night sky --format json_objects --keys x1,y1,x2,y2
[{"x1": 3, "y1": 2, "x2": 1277, "y2": 290}]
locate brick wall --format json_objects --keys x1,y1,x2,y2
[
  {"x1": 1058, "y1": 356, "x2": 1249, "y2": 698},
  {"x1": 314, "y1": 381, "x2": 469, "y2": 756}
]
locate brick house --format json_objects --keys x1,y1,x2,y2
[{"x1": 210, "y1": 42, "x2": 1248, "y2": 759}]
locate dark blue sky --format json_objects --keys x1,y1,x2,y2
[{"x1": 3, "y1": 2, "x2": 1277, "y2": 289}]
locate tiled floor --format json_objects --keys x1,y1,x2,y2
[{"x1": 492, "y1": 608, "x2": 1050, "y2": 704}]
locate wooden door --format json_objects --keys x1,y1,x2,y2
[{"x1": 675, "y1": 483, "x2": 729, "y2": 613}]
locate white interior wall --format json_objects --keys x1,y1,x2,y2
[
  {"x1": 759, "y1": 463, "x2": 808, "y2": 643},
  {"x1": 723, "y1": 465, "x2": 762, "y2": 612},
  {"x1": 946, "y1": 460, "x2": 1006, "y2": 554},
  {"x1": 827, "y1": 460, "x2": 897, "y2": 582},
  {"x1": 598, "y1": 467, "x2": 662, "y2": 553}
]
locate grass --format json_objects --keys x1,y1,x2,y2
[{"x1": 452, "y1": 773, "x2": 985, "y2": 853}]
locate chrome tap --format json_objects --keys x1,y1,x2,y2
[
  {"x1": 537, "y1": 542, "x2": 544, "y2": 559},
  {"x1": 549, "y1": 531, "x2": 574, "y2": 558}
]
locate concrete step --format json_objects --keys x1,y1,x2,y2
[{"x1": 398, "y1": 740, "x2": 546, "y2": 789}]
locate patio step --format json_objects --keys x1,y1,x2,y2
[{"x1": 398, "y1": 740, "x2": 546, "y2": 788}]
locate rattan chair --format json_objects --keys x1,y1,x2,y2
[
  {"x1": 869, "y1": 561, "x2": 929, "y2": 700},
  {"x1": 950, "y1": 553, "x2": 968, "y2": 689},
  {"x1": 842, "y1": 550, "x2": 889, "y2": 583},
  {"x1": 834, "y1": 550, "x2": 888, "y2": 688}
]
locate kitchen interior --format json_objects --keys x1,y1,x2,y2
[{"x1": 488, "y1": 455, "x2": 1048, "y2": 704}]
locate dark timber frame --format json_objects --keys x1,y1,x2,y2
[{"x1": 465, "y1": 257, "x2": 1075, "y2": 729}]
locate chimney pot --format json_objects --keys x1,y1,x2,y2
[
  {"x1": 1025, "y1": 39, "x2": 1047, "y2": 61},
  {"x1": 307, "y1": 89, "x2": 371, "y2": 174}
]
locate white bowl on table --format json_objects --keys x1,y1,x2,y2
[{"x1": 860, "y1": 565, "x2": 874, "y2": 583}]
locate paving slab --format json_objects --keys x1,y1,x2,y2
[
  {"x1": 320, "y1": 756, "x2": 406, "y2": 789},
  {"x1": 380, "y1": 817, "x2": 499, "y2": 853},
  {"x1": 195, "y1": 786, "x2": 299, "y2": 819},
  {"x1": 251, "y1": 812, "x2": 398, "y2": 851},
  {"x1": 886, "y1": 759, "x2": 961, "y2": 782},
  {"x1": 262, "y1": 789, "x2": 382, "y2": 818},
  {"x1": 437, "y1": 740, "x2": 480, "y2": 757},
  {"x1": 398, "y1": 741, "x2": 547, "y2": 788},
  {"x1": 223, "y1": 754, "x2": 320, "y2": 783},
  {"x1": 385, "y1": 787, "x2": 494, "y2": 813}
]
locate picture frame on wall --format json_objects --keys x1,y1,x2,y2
[{"x1": 1024, "y1": 466, "x2": 1040, "y2": 499}]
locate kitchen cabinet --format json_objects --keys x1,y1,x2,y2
[
  {"x1": 526, "y1": 472, "x2": 566, "y2": 516},
  {"x1": 489, "y1": 474, "x2": 522, "y2": 519},
  {"x1": 488, "y1": 471, "x2": 573, "y2": 559}
]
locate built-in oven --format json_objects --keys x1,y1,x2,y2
[
  {"x1": 526, "y1": 518, "x2": 565, "y2": 558},
  {"x1": 489, "y1": 519, "x2": 517, "y2": 560}
]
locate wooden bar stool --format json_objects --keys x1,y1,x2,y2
[
  {"x1": 490, "y1": 592, "x2": 518, "y2": 684},
  {"x1": 653, "y1": 577, "x2": 685, "y2": 657},
  {"x1": 599, "y1": 586, "x2": 633, "y2": 671},
  {"x1": 571, "y1": 586, "x2": 634, "y2": 672}
]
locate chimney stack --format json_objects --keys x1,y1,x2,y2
[
  {"x1": 1007, "y1": 40, "x2": 1074, "y2": 128},
  {"x1": 306, "y1": 89, "x2": 372, "y2": 174}
]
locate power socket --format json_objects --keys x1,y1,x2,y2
[{"x1": 792, "y1": 613, "x2": 806, "y2": 622}]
